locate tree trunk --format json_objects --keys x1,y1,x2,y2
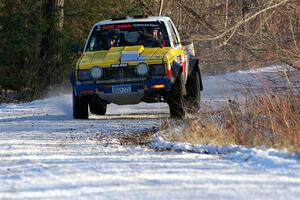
[
  {"x1": 31, "y1": 0, "x2": 64, "y2": 95},
  {"x1": 56, "y1": 0, "x2": 64, "y2": 31},
  {"x1": 158, "y1": 0, "x2": 164, "y2": 16}
]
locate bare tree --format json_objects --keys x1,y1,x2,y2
[
  {"x1": 27, "y1": 0, "x2": 65, "y2": 96},
  {"x1": 162, "y1": 0, "x2": 299, "y2": 73},
  {"x1": 158, "y1": 0, "x2": 164, "y2": 16}
]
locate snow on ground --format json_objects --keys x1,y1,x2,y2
[{"x1": 1, "y1": 65, "x2": 300, "y2": 199}]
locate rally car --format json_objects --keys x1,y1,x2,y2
[{"x1": 70, "y1": 16, "x2": 203, "y2": 119}]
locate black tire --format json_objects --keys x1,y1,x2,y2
[
  {"x1": 185, "y1": 71, "x2": 201, "y2": 113},
  {"x1": 89, "y1": 98, "x2": 107, "y2": 115},
  {"x1": 73, "y1": 90, "x2": 89, "y2": 119},
  {"x1": 167, "y1": 73, "x2": 185, "y2": 119}
]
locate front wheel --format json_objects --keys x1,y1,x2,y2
[
  {"x1": 89, "y1": 98, "x2": 107, "y2": 115},
  {"x1": 73, "y1": 91, "x2": 89, "y2": 119},
  {"x1": 167, "y1": 73, "x2": 185, "y2": 119}
]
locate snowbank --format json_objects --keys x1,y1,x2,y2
[{"x1": 149, "y1": 135, "x2": 300, "y2": 169}]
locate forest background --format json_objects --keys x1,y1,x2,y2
[{"x1": 0, "y1": 0, "x2": 299, "y2": 101}]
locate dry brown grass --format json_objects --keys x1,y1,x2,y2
[
  {"x1": 161, "y1": 90, "x2": 300, "y2": 152},
  {"x1": 94, "y1": 127, "x2": 158, "y2": 146}
]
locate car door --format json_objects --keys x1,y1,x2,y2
[{"x1": 166, "y1": 20, "x2": 188, "y2": 82}]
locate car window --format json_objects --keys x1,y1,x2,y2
[
  {"x1": 85, "y1": 22, "x2": 170, "y2": 51},
  {"x1": 167, "y1": 21, "x2": 179, "y2": 46}
]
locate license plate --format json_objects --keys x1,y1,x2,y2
[{"x1": 112, "y1": 85, "x2": 131, "y2": 94}]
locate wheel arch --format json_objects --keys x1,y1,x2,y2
[
  {"x1": 70, "y1": 70, "x2": 76, "y2": 88},
  {"x1": 188, "y1": 58, "x2": 203, "y2": 91}
]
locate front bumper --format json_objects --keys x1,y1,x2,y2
[{"x1": 74, "y1": 77, "x2": 172, "y2": 105}]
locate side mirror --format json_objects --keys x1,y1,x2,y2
[
  {"x1": 180, "y1": 36, "x2": 193, "y2": 46},
  {"x1": 182, "y1": 40, "x2": 196, "y2": 57}
]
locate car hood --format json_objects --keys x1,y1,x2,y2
[{"x1": 77, "y1": 45, "x2": 173, "y2": 69}]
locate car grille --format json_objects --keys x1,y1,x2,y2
[{"x1": 102, "y1": 67, "x2": 138, "y2": 80}]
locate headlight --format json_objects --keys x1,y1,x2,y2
[
  {"x1": 78, "y1": 70, "x2": 91, "y2": 81},
  {"x1": 90, "y1": 66, "x2": 103, "y2": 79},
  {"x1": 136, "y1": 63, "x2": 149, "y2": 76},
  {"x1": 151, "y1": 64, "x2": 165, "y2": 76}
]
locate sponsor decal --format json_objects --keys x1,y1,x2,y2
[
  {"x1": 121, "y1": 52, "x2": 140, "y2": 62},
  {"x1": 116, "y1": 24, "x2": 132, "y2": 29},
  {"x1": 177, "y1": 55, "x2": 182, "y2": 64},
  {"x1": 101, "y1": 23, "x2": 159, "y2": 30},
  {"x1": 101, "y1": 24, "x2": 132, "y2": 30},
  {"x1": 112, "y1": 85, "x2": 131, "y2": 94},
  {"x1": 132, "y1": 24, "x2": 160, "y2": 27},
  {"x1": 176, "y1": 55, "x2": 186, "y2": 73},
  {"x1": 111, "y1": 63, "x2": 128, "y2": 68},
  {"x1": 101, "y1": 25, "x2": 116, "y2": 30}
]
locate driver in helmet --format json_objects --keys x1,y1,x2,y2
[
  {"x1": 140, "y1": 28, "x2": 166, "y2": 48},
  {"x1": 108, "y1": 30, "x2": 119, "y2": 48}
]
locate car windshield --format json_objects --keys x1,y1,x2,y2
[{"x1": 85, "y1": 22, "x2": 170, "y2": 51}]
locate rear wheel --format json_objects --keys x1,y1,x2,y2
[
  {"x1": 73, "y1": 91, "x2": 89, "y2": 119},
  {"x1": 185, "y1": 71, "x2": 201, "y2": 113},
  {"x1": 167, "y1": 73, "x2": 185, "y2": 119},
  {"x1": 89, "y1": 98, "x2": 107, "y2": 115}
]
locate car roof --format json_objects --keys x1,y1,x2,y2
[{"x1": 94, "y1": 16, "x2": 171, "y2": 26}]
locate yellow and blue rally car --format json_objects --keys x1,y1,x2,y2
[{"x1": 71, "y1": 16, "x2": 203, "y2": 119}]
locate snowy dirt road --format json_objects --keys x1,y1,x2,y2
[{"x1": 1, "y1": 65, "x2": 300, "y2": 200}]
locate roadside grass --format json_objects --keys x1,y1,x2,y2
[{"x1": 160, "y1": 76, "x2": 300, "y2": 153}]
